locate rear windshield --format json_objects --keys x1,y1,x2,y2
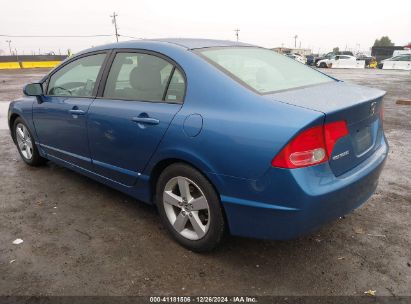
[{"x1": 198, "y1": 47, "x2": 333, "y2": 94}]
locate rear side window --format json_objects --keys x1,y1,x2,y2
[
  {"x1": 165, "y1": 69, "x2": 185, "y2": 103},
  {"x1": 199, "y1": 47, "x2": 333, "y2": 94},
  {"x1": 103, "y1": 52, "x2": 184, "y2": 102},
  {"x1": 47, "y1": 54, "x2": 106, "y2": 97}
]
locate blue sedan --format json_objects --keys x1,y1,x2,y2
[{"x1": 8, "y1": 39, "x2": 388, "y2": 251}]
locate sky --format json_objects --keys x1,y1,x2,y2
[{"x1": 1, "y1": 0, "x2": 410, "y2": 55}]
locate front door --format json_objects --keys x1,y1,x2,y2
[
  {"x1": 87, "y1": 51, "x2": 186, "y2": 186},
  {"x1": 33, "y1": 53, "x2": 107, "y2": 169}
]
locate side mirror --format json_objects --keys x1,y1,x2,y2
[{"x1": 23, "y1": 83, "x2": 43, "y2": 96}]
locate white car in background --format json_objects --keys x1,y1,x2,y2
[
  {"x1": 316, "y1": 55, "x2": 365, "y2": 69},
  {"x1": 285, "y1": 53, "x2": 306, "y2": 64},
  {"x1": 382, "y1": 55, "x2": 411, "y2": 70}
]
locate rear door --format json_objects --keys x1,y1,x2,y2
[
  {"x1": 33, "y1": 52, "x2": 108, "y2": 170},
  {"x1": 87, "y1": 50, "x2": 186, "y2": 186}
]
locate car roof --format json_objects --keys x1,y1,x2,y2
[
  {"x1": 145, "y1": 38, "x2": 253, "y2": 49},
  {"x1": 83, "y1": 38, "x2": 253, "y2": 53}
]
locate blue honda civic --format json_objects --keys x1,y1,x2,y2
[{"x1": 8, "y1": 39, "x2": 388, "y2": 251}]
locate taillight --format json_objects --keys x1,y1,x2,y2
[
  {"x1": 272, "y1": 121, "x2": 349, "y2": 169},
  {"x1": 323, "y1": 121, "x2": 349, "y2": 158}
]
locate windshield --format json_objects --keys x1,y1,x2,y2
[{"x1": 198, "y1": 47, "x2": 333, "y2": 94}]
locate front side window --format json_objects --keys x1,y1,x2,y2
[
  {"x1": 47, "y1": 53, "x2": 106, "y2": 97},
  {"x1": 103, "y1": 52, "x2": 183, "y2": 102},
  {"x1": 198, "y1": 47, "x2": 333, "y2": 94}
]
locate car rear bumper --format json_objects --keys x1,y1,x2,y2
[{"x1": 218, "y1": 136, "x2": 388, "y2": 240}]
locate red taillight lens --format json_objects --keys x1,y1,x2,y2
[
  {"x1": 323, "y1": 121, "x2": 349, "y2": 158},
  {"x1": 272, "y1": 121, "x2": 349, "y2": 169},
  {"x1": 271, "y1": 125, "x2": 327, "y2": 168}
]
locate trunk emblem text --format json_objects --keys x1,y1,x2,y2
[{"x1": 332, "y1": 150, "x2": 350, "y2": 160}]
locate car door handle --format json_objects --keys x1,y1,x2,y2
[
  {"x1": 69, "y1": 109, "x2": 86, "y2": 115},
  {"x1": 131, "y1": 117, "x2": 160, "y2": 125}
]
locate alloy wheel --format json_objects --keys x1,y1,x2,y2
[
  {"x1": 163, "y1": 176, "x2": 210, "y2": 240},
  {"x1": 15, "y1": 123, "x2": 33, "y2": 160}
]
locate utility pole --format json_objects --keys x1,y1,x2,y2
[
  {"x1": 111, "y1": 12, "x2": 119, "y2": 42},
  {"x1": 234, "y1": 29, "x2": 240, "y2": 42},
  {"x1": 6, "y1": 40, "x2": 12, "y2": 55},
  {"x1": 293, "y1": 35, "x2": 298, "y2": 48}
]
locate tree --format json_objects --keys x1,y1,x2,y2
[
  {"x1": 373, "y1": 36, "x2": 394, "y2": 47},
  {"x1": 332, "y1": 47, "x2": 340, "y2": 53}
]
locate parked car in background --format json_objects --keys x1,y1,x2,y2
[
  {"x1": 380, "y1": 54, "x2": 411, "y2": 70},
  {"x1": 377, "y1": 55, "x2": 402, "y2": 68},
  {"x1": 8, "y1": 39, "x2": 388, "y2": 251},
  {"x1": 315, "y1": 53, "x2": 334, "y2": 65},
  {"x1": 305, "y1": 55, "x2": 315, "y2": 66},
  {"x1": 314, "y1": 51, "x2": 354, "y2": 65},
  {"x1": 317, "y1": 55, "x2": 365, "y2": 68},
  {"x1": 285, "y1": 53, "x2": 306, "y2": 64}
]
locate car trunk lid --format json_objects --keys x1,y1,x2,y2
[{"x1": 265, "y1": 81, "x2": 385, "y2": 176}]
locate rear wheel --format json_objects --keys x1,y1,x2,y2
[
  {"x1": 155, "y1": 163, "x2": 226, "y2": 252},
  {"x1": 319, "y1": 62, "x2": 327, "y2": 68},
  {"x1": 13, "y1": 118, "x2": 46, "y2": 166}
]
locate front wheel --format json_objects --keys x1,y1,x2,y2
[
  {"x1": 13, "y1": 118, "x2": 46, "y2": 166},
  {"x1": 155, "y1": 163, "x2": 226, "y2": 252}
]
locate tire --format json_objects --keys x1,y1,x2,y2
[
  {"x1": 155, "y1": 163, "x2": 226, "y2": 252},
  {"x1": 319, "y1": 62, "x2": 327, "y2": 68},
  {"x1": 13, "y1": 117, "x2": 46, "y2": 166}
]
